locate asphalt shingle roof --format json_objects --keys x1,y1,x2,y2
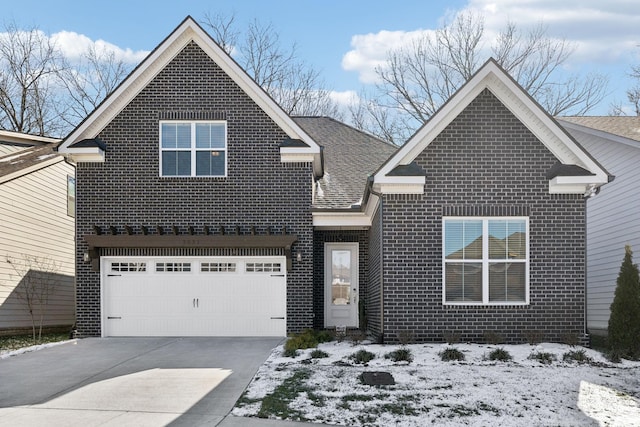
[
  {"x1": 0, "y1": 144, "x2": 61, "y2": 181},
  {"x1": 559, "y1": 116, "x2": 640, "y2": 142},
  {"x1": 293, "y1": 116, "x2": 397, "y2": 209}
]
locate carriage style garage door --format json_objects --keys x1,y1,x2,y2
[{"x1": 101, "y1": 256, "x2": 287, "y2": 337}]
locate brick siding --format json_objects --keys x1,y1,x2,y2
[
  {"x1": 378, "y1": 89, "x2": 586, "y2": 344},
  {"x1": 75, "y1": 42, "x2": 314, "y2": 337}
]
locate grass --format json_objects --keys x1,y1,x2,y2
[
  {"x1": 256, "y1": 369, "x2": 313, "y2": 420},
  {"x1": 0, "y1": 332, "x2": 70, "y2": 352}
]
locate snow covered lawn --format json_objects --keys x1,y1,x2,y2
[{"x1": 233, "y1": 341, "x2": 640, "y2": 426}]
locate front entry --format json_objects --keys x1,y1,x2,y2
[{"x1": 324, "y1": 243, "x2": 359, "y2": 328}]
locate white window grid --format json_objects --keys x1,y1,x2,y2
[
  {"x1": 156, "y1": 262, "x2": 192, "y2": 272},
  {"x1": 111, "y1": 262, "x2": 147, "y2": 272},
  {"x1": 201, "y1": 262, "x2": 237, "y2": 272},
  {"x1": 245, "y1": 262, "x2": 282, "y2": 273},
  {"x1": 442, "y1": 216, "x2": 529, "y2": 305},
  {"x1": 159, "y1": 120, "x2": 227, "y2": 177}
]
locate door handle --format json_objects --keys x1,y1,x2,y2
[{"x1": 197, "y1": 298, "x2": 199, "y2": 308}]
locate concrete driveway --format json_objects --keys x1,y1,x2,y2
[{"x1": 0, "y1": 337, "x2": 286, "y2": 426}]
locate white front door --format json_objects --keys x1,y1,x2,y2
[{"x1": 324, "y1": 243, "x2": 359, "y2": 328}]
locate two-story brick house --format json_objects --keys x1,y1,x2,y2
[{"x1": 58, "y1": 17, "x2": 610, "y2": 343}]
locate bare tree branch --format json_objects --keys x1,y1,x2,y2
[
  {"x1": 0, "y1": 21, "x2": 66, "y2": 136},
  {"x1": 201, "y1": 12, "x2": 341, "y2": 118},
  {"x1": 352, "y1": 11, "x2": 609, "y2": 142}
]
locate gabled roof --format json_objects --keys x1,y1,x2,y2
[
  {"x1": 373, "y1": 58, "x2": 611, "y2": 195},
  {"x1": 0, "y1": 144, "x2": 65, "y2": 184},
  {"x1": 58, "y1": 16, "x2": 322, "y2": 175},
  {"x1": 293, "y1": 116, "x2": 397, "y2": 209},
  {"x1": 559, "y1": 116, "x2": 640, "y2": 143}
]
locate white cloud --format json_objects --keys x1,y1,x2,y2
[
  {"x1": 329, "y1": 89, "x2": 360, "y2": 106},
  {"x1": 342, "y1": 30, "x2": 429, "y2": 84},
  {"x1": 342, "y1": 0, "x2": 640, "y2": 83},
  {"x1": 50, "y1": 31, "x2": 148, "y2": 65}
]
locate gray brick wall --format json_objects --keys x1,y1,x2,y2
[
  {"x1": 379, "y1": 89, "x2": 586, "y2": 344},
  {"x1": 75, "y1": 41, "x2": 314, "y2": 337},
  {"x1": 367, "y1": 204, "x2": 382, "y2": 339}
]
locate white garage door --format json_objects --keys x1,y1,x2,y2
[{"x1": 101, "y1": 256, "x2": 287, "y2": 337}]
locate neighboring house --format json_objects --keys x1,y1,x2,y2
[
  {"x1": 558, "y1": 116, "x2": 640, "y2": 337},
  {"x1": 58, "y1": 17, "x2": 610, "y2": 343},
  {"x1": 0, "y1": 132, "x2": 76, "y2": 335}
]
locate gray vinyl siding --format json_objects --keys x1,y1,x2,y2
[
  {"x1": 0, "y1": 160, "x2": 75, "y2": 331},
  {"x1": 563, "y1": 124, "x2": 640, "y2": 335}
]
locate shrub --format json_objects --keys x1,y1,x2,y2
[
  {"x1": 349, "y1": 349, "x2": 376, "y2": 364},
  {"x1": 523, "y1": 329, "x2": 544, "y2": 345},
  {"x1": 528, "y1": 351, "x2": 556, "y2": 365},
  {"x1": 385, "y1": 347, "x2": 413, "y2": 363},
  {"x1": 350, "y1": 330, "x2": 367, "y2": 345},
  {"x1": 443, "y1": 331, "x2": 461, "y2": 344},
  {"x1": 397, "y1": 330, "x2": 415, "y2": 345},
  {"x1": 283, "y1": 348, "x2": 299, "y2": 358},
  {"x1": 439, "y1": 347, "x2": 465, "y2": 362},
  {"x1": 562, "y1": 349, "x2": 592, "y2": 364},
  {"x1": 561, "y1": 332, "x2": 580, "y2": 347},
  {"x1": 608, "y1": 245, "x2": 640, "y2": 360},
  {"x1": 487, "y1": 347, "x2": 512, "y2": 362},
  {"x1": 284, "y1": 329, "x2": 334, "y2": 354},
  {"x1": 483, "y1": 330, "x2": 505, "y2": 345},
  {"x1": 310, "y1": 349, "x2": 329, "y2": 359}
]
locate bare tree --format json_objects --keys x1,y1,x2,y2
[
  {"x1": 3, "y1": 254, "x2": 62, "y2": 341},
  {"x1": 201, "y1": 12, "x2": 342, "y2": 118},
  {"x1": 57, "y1": 44, "x2": 132, "y2": 128},
  {"x1": 355, "y1": 11, "x2": 609, "y2": 142},
  {"x1": 0, "y1": 22, "x2": 66, "y2": 136}
]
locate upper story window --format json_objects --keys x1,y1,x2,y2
[
  {"x1": 443, "y1": 217, "x2": 529, "y2": 305},
  {"x1": 160, "y1": 121, "x2": 227, "y2": 177}
]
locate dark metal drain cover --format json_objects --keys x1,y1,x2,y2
[{"x1": 361, "y1": 371, "x2": 395, "y2": 385}]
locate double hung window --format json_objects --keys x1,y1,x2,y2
[
  {"x1": 160, "y1": 121, "x2": 227, "y2": 177},
  {"x1": 443, "y1": 217, "x2": 529, "y2": 304}
]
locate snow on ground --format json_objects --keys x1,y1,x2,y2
[
  {"x1": 0, "y1": 340, "x2": 75, "y2": 360},
  {"x1": 233, "y1": 341, "x2": 640, "y2": 426}
]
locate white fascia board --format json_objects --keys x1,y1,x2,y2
[
  {"x1": 66, "y1": 148, "x2": 105, "y2": 163},
  {"x1": 313, "y1": 194, "x2": 380, "y2": 228},
  {"x1": 0, "y1": 130, "x2": 60, "y2": 145},
  {"x1": 372, "y1": 175, "x2": 425, "y2": 195},
  {"x1": 312, "y1": 211, "x2": 371, "y2": 228},
  {"x1": 548, "y1": 175, "x2": 608, "y2": 194},
  {"x1": 280, "y1": 152, "x2": 316, "y2": 163}
]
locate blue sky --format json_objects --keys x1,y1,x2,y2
[{"x1": 4, "y1": 0, "x2": 640, "y2": 115}]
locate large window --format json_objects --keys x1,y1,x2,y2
[
  {"x1": 160, "y1": 121, "x2": 227, "y2": 177},
  {"x1": 443, "y1": 217, "x2": 528, "y2": 305}
]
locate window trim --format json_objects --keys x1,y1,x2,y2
[
  {"x1": 159, "y1": 120, "x2": 228, "y2": 177},
  {"x1": 67, "y1": 175, "x2": 75, "y2": 217},
  {"x1": 442, "y1": 216, "x2": 530, "y2": 306}
]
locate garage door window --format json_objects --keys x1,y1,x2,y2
[
  {"x1": 111, "y1": 262, "x2": 147, "y2": 272},
  {"x1": 201, "y1": 262, "x2": 236, "y2": 272},
  {"x1": 156, "y1": 262, "x2": 191, "y2": 272},
  {"x1": 246, "y1": 262, "x2": 282, "y2": 273}
]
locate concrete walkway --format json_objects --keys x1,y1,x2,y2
[{"x1": 0, "y1": 337, "x2": 315, "y2": 426}]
